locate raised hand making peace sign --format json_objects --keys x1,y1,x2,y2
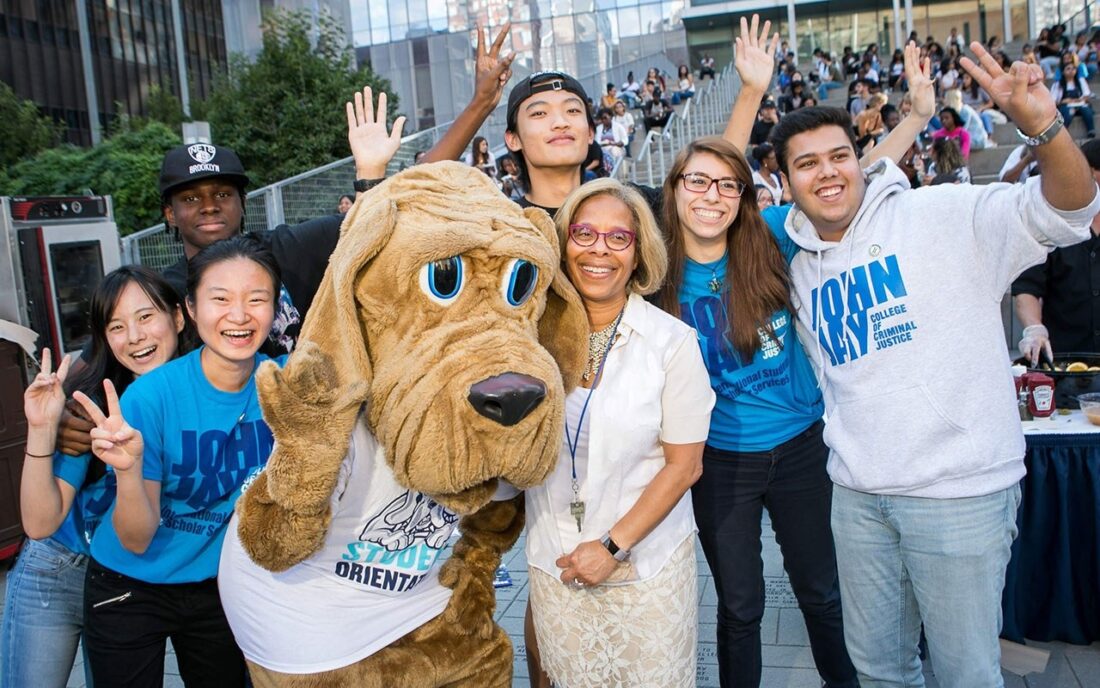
[
  {"x1": 24, "y1": 349, "x2": 72, "y2": 430},
  {"x1": 473, "y1": 22, "x2": 515, "y2": 109},
  {"x1": 72, "y1": 380, "x2": 143, "y2": 473},
  {"x1": 960, "y1": 42, "x2": 1053, "y2": 136}
]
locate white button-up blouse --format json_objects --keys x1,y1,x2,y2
[{"x1": 526, "y1": 292, "x2": 716, "y2": 583}]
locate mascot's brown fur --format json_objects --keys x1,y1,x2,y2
[{"x1": 234, "y1": 161, "x2": 587, "y2": 687}]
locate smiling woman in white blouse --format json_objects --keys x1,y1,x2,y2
[{"x1": 524, "y1": 178, "x2": 715, "y2": 688}]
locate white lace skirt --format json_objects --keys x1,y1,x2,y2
[{"x1": 528, "y1": 536, "x2": 698, "y2": 688}]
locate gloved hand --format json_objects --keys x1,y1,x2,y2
[{"x1": 1019, "y1": 324, "x2": 1053, "y2": 367}]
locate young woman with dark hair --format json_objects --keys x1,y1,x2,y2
[
  {"x1": 466, "y1": 135, "x2": 498, "y2": 178},
  {"x1": 3, "y1": 266, "x2": 189, "y2": 688},
  {"x1": 75, "y1": 234, "x2": 284, "y2": 687},
  {"x1": 1052, "y1": 51, "x2": 1097, "y2": 139},
  {"x1": 655, "y1": 136, "x2": 858, "y2": 688}
]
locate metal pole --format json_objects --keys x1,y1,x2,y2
[
  {"x1": 1003, "y1": 0, "x2": 1012, "y2": 42},
  {"x1": 787, "y1": 0, "x2": 798, "y2": 63},
  {"x1": 892, "y1": 0, "x2": 903, "y2": 49},
  {"x1": 170, "y1": 0, "x2": 191, "y2": 117},
  {"x1": 74, "y1": 0, "x2": 101, "y2": 144},
  {"x1": 905, "y1": 0, "x2": 914, "y2": 40}
]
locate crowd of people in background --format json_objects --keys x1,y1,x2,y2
[
  {"x1": 429, "y1": 22, "x2": 1098, "y2": 221},
  {"x1": 7, "y1": 11, "x2": 1100, "y2": 688}
]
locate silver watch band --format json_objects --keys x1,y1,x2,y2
[{"x1": 1016, "y1": 111, "x2": 1065, "y2": 147}]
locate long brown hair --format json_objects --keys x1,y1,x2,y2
[{"x1": 657, "y1": 136, "x2": 791, "y2": 359}]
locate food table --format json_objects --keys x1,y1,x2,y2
[{"x1": 1001, "y1": 410, "x2": 1100, "y2": 644}]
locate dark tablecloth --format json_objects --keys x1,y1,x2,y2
[{"x1": 1002, "y1": 432, "x2": 1100, "y2": 644}]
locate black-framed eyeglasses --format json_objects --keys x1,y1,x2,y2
[
  {"x1": 568, "y1": 224, "x2": 636, "y2": 251},
  {"x1": 679, "y1": 173, "x2": 746, "y2": 198}
]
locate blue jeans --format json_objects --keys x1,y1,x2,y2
[
  {"x1": 832, "y1": 484, "x2": 1021, "y2": 688},
  {"x1": 0, "y1": 537, "x2": 91, "y2": 688},
  {"x1": 817, "y1": 81, "x2": 845, "y2": 100},
  {"x1": 978, "y1": 110, "x2": 995, "y2": 135},
  {"x1": 1059, "y1": 104, "x2": 1096, "y2": 136},
  {"x1": 693, "y1": 422, "x2": 857, "y2": 688}
]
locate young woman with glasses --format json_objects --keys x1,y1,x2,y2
[
  {"x1": 654, "y1": 136, "x2": 859, "y2": 688},
  {"x1": 524, "y1": 179, "x2": 715, "y2": 688}
]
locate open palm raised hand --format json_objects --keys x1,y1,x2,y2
[
  {"x1": 24, "y1": 349, "x2": 71, "y2": 429},
  {"x1": 903, "y1": 41, "x2": 935, "y2": 120},
  {"x1": 734, "y1": 14, "x2": 779, "y2": 93},
  {"x1": 347, "y1": 87, "x2": 406, "y2": 180},
  {"x1": 73, "y1": 380, "x2": 143, "y2": 472}
]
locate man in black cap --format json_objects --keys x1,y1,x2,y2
[
  {"x1": 57, "y1": 87, "x2": 412, "y2": 453},
  {"x1": 155, "y1": 141, "x2": 338, "y2": 353}
]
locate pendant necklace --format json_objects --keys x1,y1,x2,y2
[
  {"x1": 565, "y1": 307, "x2": 625, "y2": 533},
  {"x1": 708, "y1": 265, "x2": 723, "y2": 293}
]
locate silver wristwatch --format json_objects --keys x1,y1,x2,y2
[
  {"x1": 600, "y1": 533, "x2": 630, "y2": 561},
  {"x1": 1016, "y1": 112, "x2": 1065, "y2": 147}
]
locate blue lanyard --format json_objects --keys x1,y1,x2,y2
[{"x1": 564, "y1": 309, "x2": 625, "y2": 485}]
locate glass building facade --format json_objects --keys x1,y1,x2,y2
[
  {"x1": 0, "y1": 0, "x2": 227, "y2": 145},
  {"x1": 684, "y1": 0, "x2": 1090, "y2": 68},
  {"x1": 350, "y1": 0, "x2": 689, "y2": 131}
]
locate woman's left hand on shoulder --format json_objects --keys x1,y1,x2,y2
[{"x1": 557, "y1": 541, "x2": 618, "y2": 587}]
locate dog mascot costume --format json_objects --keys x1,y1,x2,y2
[{"x1": 217, "y1": 162, "x2": 587, "y2": 687}]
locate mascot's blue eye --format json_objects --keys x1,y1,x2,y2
[
  {"x1": 503, "y1": 259, "x2": 538, "y2": 307},
  {"x1": 419, "y1": 257, "x2": 465, "y2": 305}
]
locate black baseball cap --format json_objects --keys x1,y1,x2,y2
[
  {"x1": 506, "y1": 71, "x2": 595, "y2": 132},
  {"x1": 159, "y1": 143, "x2": 250, "y2": 196}
]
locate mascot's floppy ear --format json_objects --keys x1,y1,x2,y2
[
  {"x1": 240, "y1": 192, "x2": 397, "y2": 571},
  {"x1": 522, "y1": 206, "x2": 587, "y2": 393}
]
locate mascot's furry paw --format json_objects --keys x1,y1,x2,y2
[
  {"x1": 438, "y1": 496, "x2": 525, "y2": 640},
  {"x1": 237, "y1": 341, "x2": 367, "y2": 571},
  {"x1": 235, "y1": 470, "x2": 332, "y2": 572}
]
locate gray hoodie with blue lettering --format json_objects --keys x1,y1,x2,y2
[{"x1": 785, "y1": 160, "x2": 1100, "y2": 498}]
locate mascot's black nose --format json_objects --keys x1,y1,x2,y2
[{"x1": 468, "y1": 373, "x2": 547, "y2": 427}]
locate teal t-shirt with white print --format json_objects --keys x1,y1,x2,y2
[{"x1": 90, "y1": 348, "x2": 283, "y2": 583}]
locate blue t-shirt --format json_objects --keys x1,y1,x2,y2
[
  {"x1": 91, "y1": 348, "x2": 283, "y2": 584},
  {"x1": 49, "y1": 452, "x2": 115, "y2": 556},
  {"x1": 678, "y1": 204, "x2": 822, "y2": 452}
]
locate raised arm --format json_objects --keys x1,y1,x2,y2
[
  {"x1": 21, "y1": 350, "x2": 79, "y2": 539},
  {"x1": 421, "y1": 24, "x2": 515, "y2": 164},
  {"x1": 863, "y1": 42, "x2": 934, "y2": 167},
  {"x1": 962, "y1": 43, "x2": 1096, "y2": 211},
  {"x1": 723, "y1": 15, "x2": 779, "y2": 152}
]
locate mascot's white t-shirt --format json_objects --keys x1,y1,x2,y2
[{"x1": 218, "y1": 417, "x2": 463, "y2": 673}]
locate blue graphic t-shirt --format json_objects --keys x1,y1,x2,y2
[
  {"x1": 50, "y1": 452, "x2": 115, "y2": 556},
  {"x1": 91, "y1": 348, "x2": 284, "y2": 584},
  {"x1": 678, "y1": 204, "x2": 821, "y2": 452}
]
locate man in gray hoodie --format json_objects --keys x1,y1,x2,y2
[{"x1": 766, "y1": 46, "x2": 1100, "y2": 688}]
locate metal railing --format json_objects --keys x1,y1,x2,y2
[
  {"x1": 1064, "y1": 0, "x2": 1097, "y2": 38},
  {"x1": 122, "y1": 52, "x2": 732, "y2": 270},
  {"x1": 628, "y1": 61, "x2": 738, "y2": 189}
]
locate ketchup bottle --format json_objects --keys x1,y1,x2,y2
[{"x1": 1027, "y1": 372, "x2": 1057, "y2": 418}]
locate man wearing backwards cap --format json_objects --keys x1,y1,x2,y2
[{"x1": 482, "y1": 17, "x2": 927, "y2": 219}]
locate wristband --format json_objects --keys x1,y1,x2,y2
[
  {"x1": 600, "y1": 533, "x2": 630, "y2": 561},
  {"x1": 1016, "y1": 112, "x2": 1064, "y2": 147},
  {"x1": 24, "y1": 450, "x2": 54, "y2": 458},
  {"x1": 353, "y1": 177, "x2": 384, "y2": 193}
]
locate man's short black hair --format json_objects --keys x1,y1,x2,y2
[
  {"x1": 768, "y1": 106, "x2": 859, "y2": 175},
  {"x1": 606, "y1": 82, "x2": 615, "y2": 92},
  {"x1": 1082, "y1": 139, "x2": 1100, "y2": 171}
]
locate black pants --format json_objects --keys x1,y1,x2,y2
[
  {"x1": 84, "y1": 558, "x2": 246, "y2": 687},
  {"x1": 692, "y1": 421, "x2": 858, "y2": 688}
]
